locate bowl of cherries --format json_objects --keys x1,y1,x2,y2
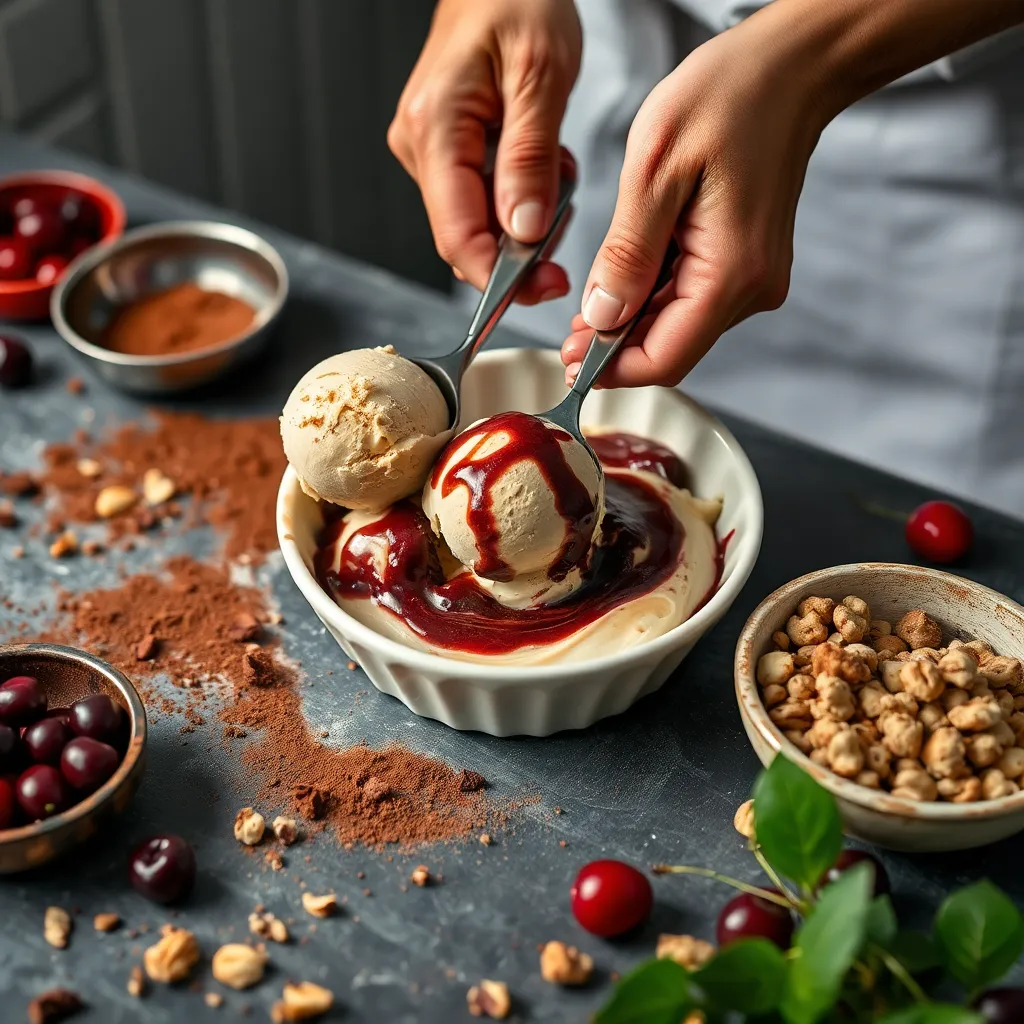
[
  {"x1": 0, "y1": 170, "x2": 126, "y2": 321},
  {"x1": 0, "y1": 642, "x2": 146, "y2": 873}
]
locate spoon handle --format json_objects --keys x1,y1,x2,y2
[
  {"x1": 447, "y1": 171, "x2": 576, "y2": 377},
  {"x1": 566, "y1": 239, "x2": 681, "y2": 403}
]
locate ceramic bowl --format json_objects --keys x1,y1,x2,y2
[
  {"x1": 0, "y1": 170, "x2": 126, "y2": 320},
  {"x1": 278, "y1": 346, "x2": 763, "y2": 736},
  {"x1": 0, "y1": 643, "x2": 147, "y2": 873},
  {"x1": 51, "y1": 220, "x2": 288, "y2": 394},
  {"x1": 736, "y1": 563, "x2": 1024, "y2": 852}
]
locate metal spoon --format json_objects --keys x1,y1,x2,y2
[
  {"x1": 543, "y1": 239, "x2": 681, "y2": 468},
  {"x1": 411, "y1": 169, "x2": 576, "y2": 427}
]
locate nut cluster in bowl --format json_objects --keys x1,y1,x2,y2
[{"x1": 756, "y1": 594, "x2": 1024, "y2": 804}]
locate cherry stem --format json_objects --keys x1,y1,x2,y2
[
  {"x1": 869, "y1": 944, "x2": 928, "y2": 1004},
  {"x1": 651, "y1": 864, "x2": 793, "y2": 908},
  {"x1": 854, "y1": 497, "x2": 909, "y2": 524},
  {"x1": 752, "y1": 848, "x2": 806, "y2": 911}
]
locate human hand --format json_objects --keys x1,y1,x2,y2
[
  {"x1": 388, "y1": 0, "x2": 582, "y2": 305},
  {"x1": 561, "y1": 6, "x2": 833, "y2": 387}
]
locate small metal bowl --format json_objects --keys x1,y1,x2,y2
[
  {"x1": 50, "y1": 220, "x2": 289, "y2": 394},
  {"x1": 0, "y1": 643, "x2": 147, "y2": 874}
]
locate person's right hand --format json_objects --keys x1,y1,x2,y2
[{"x1": 388, "y1": 0, "x2": 582, "y2": 305}]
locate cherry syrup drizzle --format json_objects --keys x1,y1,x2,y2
[
  {"x1": 428, "y1": 411, "x2": 597, "y2": 583},
  {"x1": 587, "y1": 432, "x2": 689, "y2": 489},
  {"x1": 315, "y1": 432, "x2": 724, "y2": 657}
]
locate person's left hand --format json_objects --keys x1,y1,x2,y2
[{"x1": 561, "y1": 6, "x2": 835, "y2": 388}]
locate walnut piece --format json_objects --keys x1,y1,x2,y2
[
  {"x1": 656, "y1": 934, "x2": 715, "y2": 970},
  {"x1": 301, "y1": 892, "x2": 337, "y2": 918},
  {"x1": 211, "y1": 943, "x2": 268, "y2": 989},
  {"x1": 44, "y1": 906, "x2": 72, "y2": 949},
  {"x1": 271, "y1": 981, "x2": 335, "y2": 1022},
  {"x1": 93, "y1": 912, "x2": 121, "y2": 933},
  {"x1": 94, "y1": 485, "x2": 137, "y2": 518},
  {"x1": 410, "y1": 865, "x2": 432, "y2": 887},
  {"x1": 467, "y1": 980, "x2": 511, "y2": 1019},
  {"x1": 144, "y1": 925, "x2": 200, "y2": 984},
  {"x1": 48, "y1": 530, "x2": 78, "y2": 558},
  {"x1": 127, "y1": 966, "x2": 146, "y2": 997},
  {"x1": 249, "y1": 909, "x2": 290, "y2": 944},
  {"x1": 757, "y1": 651, "x2": 795, "y2": 687},
  {"x1": 539, "y1": 940, "x2": 594, "y2": 985},
  {"x1": 234, "y1": 807, "x2": 265, "y2": 845},
  {"x1": 142, "y1": 468, "x2": 176, "y2": 506},
  {"x1": 732, "y1": 799, "x2": 755, "y2": 839},
  {"x1": 272, "y1": 815, "x2": 299, "y2": 845},
  {"x1": 204, "y1": 992, "x2": 223, "y2": 1008},
  {"x1": 895, "y1": 610, "x2": 942, "y2": 651}
]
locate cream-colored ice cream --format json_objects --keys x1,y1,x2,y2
[
  {"x1": 422, "y1": 414, "x2": 604, "y2": 583},
  {"x1": 281, "y1": 345, "x2": 452, "y2": 511}
]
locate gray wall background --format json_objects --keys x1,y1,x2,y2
[{"x1": 0, "y1": 0, "x2": 450, "y2": 291}]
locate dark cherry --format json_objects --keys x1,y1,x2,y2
[
  {"x1": 15, "y1": 208, "x2": 65, "y2": 253},
  {"x1": 0, "y1": 334, "x2": 33, "y2": 388},
  {"x1": 906, "y1": 500, "x2": 973, "y2": 564},
  {"x1": 0, "y1": 676, "x2": 47, "y2": 727},
  {"x1": 717, "y1": 890, "x2": 795, "y2": 950},
  {"x1": 0, "y1": 776, "x2": 15, "y2": 829},
  {"x1": 974, "y1": 987, "x2": 1024, "y2": 1023},
  {"x1": 129, "y1": 834, "x2": 197, "y2": 904},
  {"x1": 57, "y1": 192, "x2": 99, "y2": 235},
  {"x1": 0, "y1": 236, "x2": 33, "y2": 280},
  {"x1": 69, "y1": 694, "x2": 123, "y2": 744},
  {"x1": 35, "y1": 253, "x2": 68, "y2": 286},
  {"x1": 46, "y1": 707, "x2": 73, "y2": 730},
  {"x1": 570, "y1": 859, "x2": 653, "y2": 937},
  {"x1": 22, "y1": 717, "x2": 71, "y2": 767},
  {"x1": 60, "y1": 737, "x2": 119, "y2": 792},
  {"x1": 820, "y1": 849, "x2": 891, "y2": 898},
  {"x1": 16, "y1": 764, "x2": 70, "y2": 820},
  {"x1": 0, "y1": 722, "x2": 25, "y2": 772}
]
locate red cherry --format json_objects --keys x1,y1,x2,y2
[
  {"x1": 23, "y1": 717, "x2": 72, "y2": 766},
  {"x1": 129, "y1": 834, "x2": 197, "y2": 904},
  {"x1": 35, "y1": 253, "x2": 68, "y2": 286},
  {"x1": 61, "y1": 737, "x2": 120, "y2": 792},
  {"x1": 0, "y1": 335, "x2": 33, "y2": 388},
  {"x1": 10, "y1": 194, "x2": 44, "y2": 220},
  {"x1": 975, "y1": 988, "x2": 1024, "y2": 1023},
  {"x1": 15, "y1": 764, "x2": 70, "y2": 820},
  {"x1": 57, "y1": 192, "x2": 99, "y2": 235},
  {"x1": 570, "y1": 859, "x2": 653, "y2": 937},
  {"x1": 717, "y1": 890, "x2": 794, "y2": 950},
  {"x1": 906, "y1": 500, "x2": 973, "y2": 563},
  {"x1": 0, "y1": 236, "x2": 33, "y2": 279},
  {"x1": 0, "y1": 676, "x2": 47, "y2": 727},
  {"x1": 66, "y1": 235, "x2": 95, "y2": 259},
  {"x1": 15, "y1": 208, "x2": 65, "y2": 253},
  {"x1": 0, "y1": 777, "x2": 15, "y2": 829}
]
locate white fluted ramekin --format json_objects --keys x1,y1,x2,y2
[{"x1": 277, "y1": 347, "x2": 762, "y2": 736}]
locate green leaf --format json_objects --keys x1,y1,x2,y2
[
  {"x1": 866, "y1": 895, "x2": 898, "y2": 947},
  {"x1": 594, "y1": 959, "x2": 697, "y2": 1024},
  {"x1": 752, "y1": 755, "x2": 843, "y2": 890},
  {"x1": 876, "y1": 1004, "x2": 984, "y2": 1024},
  {"x1": 781, "y1": 861, "x2": 873, "y2": 1024},
  {"x1": 934, "y1": 879, "x2": 1024, "y2": 993},
  {"x1": 692, "y1": 939, "x2": 787, "y2": 1014},
  {"x1": 886, "y1": 929, "x2": 942, "y2": 976}
]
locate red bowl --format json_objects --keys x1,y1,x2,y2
[{"x1": 0, "y1": 170, "x2": 126, "y2": 321}]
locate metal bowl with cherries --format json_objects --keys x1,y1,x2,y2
[
  {"x1": 735, "y1": 563, "x2": 1024, "y2": 852},
  {"x1": 0, "y1": 643, "x2": 147, "y2": 873},
  {"x1": 50, "y1": 220, "x2": 288, "y2": 395}
]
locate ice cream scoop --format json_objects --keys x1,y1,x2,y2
[
  {"x1": 422, "y1": 410, "x2": 604, "y2": 583},
  {"x1": 280, "y1": 345, "x2": 452, "y2": 511}
]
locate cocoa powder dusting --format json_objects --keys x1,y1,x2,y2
[
  {"x1": 38, "y1": 412, "x2": 284, "y2": 562},
  {"x1": 41, "y1": 557, "x2": 496, "y2": 849}
]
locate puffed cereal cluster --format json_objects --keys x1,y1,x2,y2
[{"x1": 756, "y1": 596, "x2": 1024, "y2": 802}]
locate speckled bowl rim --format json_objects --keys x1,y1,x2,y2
[
  {"x1": 735, "y1": 563, "x2": 1024, "y2": 821},
  {"x1": 278, "y1": 348, "x2": 764, "y2": 683}
]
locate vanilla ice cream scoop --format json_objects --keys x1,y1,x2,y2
[
  {"x1": 422, "y1": 410, "x2": 604, "y2": 582},
  {"x1": 281, "y1": 345, "x2": 452, "y2": 511}
]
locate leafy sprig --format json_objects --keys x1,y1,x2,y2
[{"x1": 596, "y1": 755, "x2": 1022, "y2": 1024}]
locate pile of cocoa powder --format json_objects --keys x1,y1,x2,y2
[
  {"x1": 41, "y1": 555, "x2": 496, "y2": 849},
  {"x1": 36, "y1": 411, "x2": 285, "y2": 561}
]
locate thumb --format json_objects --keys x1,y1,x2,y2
[
  {"x1": 493, "y1": 68, "x2": 567, "y2": 243},
  {"x1": 582, "y1": 157, "x2": 690, "y2": 332}
]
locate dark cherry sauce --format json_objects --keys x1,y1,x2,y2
[
  {"x1": 586, "y1": 432, "x2": 689, "y2": 489},
  {"x1": 315, "y1": 431, "x2": 722, "y2": 657},
  {"x1": 428, "y1": 411, "x2": 597, "y2": 583}
]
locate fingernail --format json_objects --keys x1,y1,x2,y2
[
  {"x1": 510, "y1": 201, "x2": 546, "y2": 241},
  {"x1": 565, "y1": 362, "x2": 581, "y2": 386},
  {"x1": 582, "y1": 285, "x2": 625, "y2": 331},
  {"x1": 539, "y1": 288, "x2": 564, "y2": 303}
]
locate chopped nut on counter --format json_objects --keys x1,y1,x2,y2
[
  {"x1": 204, "y1": 992, "x2": 223, "y2": 1008},
  {"x1": 757, "y1": 597, "x2": 1024, "y2": 804},
  {"x1": 733, "y1": 799, "x2": 755, "y2": 839},
  {"x1": 410, "y1": 865, "x2": 431, "y2": 887},
  {"x1": 142, "y1": 468, "x2": 176, "y2": 506},
  {"x1": 211, "y1": 943, "x2": 268, "y2": 989},
  {"x1": 143, "y1": 924, "x2": 201, "y2": 983},
  {"x1": 479, "y1": 833, "x2": 493, "y2": 846},
  {"x1": 266, "y1": 849, "x2": 284, "y2": 871},
  {"x1": 271, "y1": 981, "x2": 334, "y2": 1021},
  {"x1": 95, "y1": 485, "x2": 137, "y2": 519},
  {"x1": 539, "y1": 940, "x2": 593, "y2": 985},
  {"x1": 49, "y1": 530, "x2": 78, "y2": 558},
  {"x1": 76, "y1": 458, "x2": 101, "y2": 479},
  {"x1": 272, "y1": 816, "x2": 299, "y2": 845},
  {"x1": 656, "y1": 934, "x2": 716, "y2": 970},
  {"x1": 467, "y1": 980, "x2": 511, "y2": 1019},
  {"x1": 127, "y1": 966, "x2": 146, "y2": 997},
  {"x1": 234, "y1": 807, "x2": 265, "y2": 845},
  {"x1": 301, "y1": 892, "x2": 337, "y2": 918},
  {"x1": 44, "y1": 906, "x2": 72, "y2": 949},
  {"x1": 249, "y1": 909, "x2": 290, "y2": 944},
  {"x1": 27, "y1": 987, "x2": 83, "y2": 1024},
  {"x1": 93, "y1": 912, "x2": 121, "y2": 933}
]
